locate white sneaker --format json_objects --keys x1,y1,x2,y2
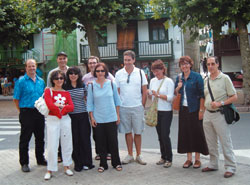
[
  {"x1": 122, "y1": 155, "x2": 134, "y2": 164},
  {"x1": 136, "y1": 155, "x2": 147, "y2": 165},
  {"x1": 44, "y1": 172, "x2": 51, "y2": 180},
  {"x1": 83, "y1": 166, "x2": 89, "y2": 170},
  {"x1": 65, "y1": 169, "x2": 74, "y2": 176}
]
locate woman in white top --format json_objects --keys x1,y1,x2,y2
[{"x1": 147, "y1": 59, "x2": 174, "y2": 168}]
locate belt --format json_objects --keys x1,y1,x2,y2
[{"x1": 207, "y1": 109, "x2": 221, "y2": 113}]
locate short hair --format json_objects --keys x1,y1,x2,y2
[
  {"x1": 50, "y1": 70, "x2": 66, "y2": 87},
  {"x1": 123, "y1": 50, "x2": 135, "y2": 60},
  {"x1": 57, "y1": 51, "x2": 67, "y2": 58},
  {"x1": 207, "y1": 56, "x2": 219, "y2": 64},
  {"x1": 179, "y1": 56, "x2": 194, "y2": 68},
  {"x1": 88, "y1": 56, "x2": 100, "y2": 63},
  {"x1": 151, "y1": 59, "x2": 167, "y2": 74},
  {"x1": 65, "y1": 66, "x2": 83, "y2": 88},
  {"x1": 25, "y1": 59, "x2": 37, "y2": 67},
  {"x1": 93, "y1": 62, "x2": 109, "y2": 78}
]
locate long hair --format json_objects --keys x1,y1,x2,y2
[{"x1": 65, "y1": 66, "x2": 83, "y2": 88}]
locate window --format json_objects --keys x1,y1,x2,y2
[
  {"x1": 149, "y1": 19, "x2": 168, "y2": 42},
  {"x1": 96, "y1": 27, "x2": 107, "y2": 46}
]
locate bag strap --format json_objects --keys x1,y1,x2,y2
[
  {"x1": 207, "y1": 78, "x2": 215, "y2": 101},
  {"x1": 157, "y1": 77, "x2": 166, "y2": 93}
]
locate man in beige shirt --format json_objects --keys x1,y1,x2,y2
[{"x1": 201, "y1": 56, "x2": 237, "y2": 178}]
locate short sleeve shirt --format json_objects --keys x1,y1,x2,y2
[
  {"x1": 13, "y1": 74, "x2": 45, "y2": 108},
  {"x1": 82, "y1": 72, "x2": 115, "y2": 85},
  {"x1": 115, "y1": 67, "x2": 148, "y2": 107},
  {"x1": 204, "y1": 72, "x2": 236, "y2": 111}
]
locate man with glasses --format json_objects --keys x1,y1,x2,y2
[
  {"x1": 82, "y1": 56, "x2": 114, "y2": 161},
  {"x1": 13, "y1": 59, "x2": 47, "y2": 172},
  {"x1": 201, "y1": 56, "x2": 237, "y2": 178},
  {"x1": 115, "y1": 50, "x2": 148, "y2": 165}
]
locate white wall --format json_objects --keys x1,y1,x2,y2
[
  {"x1": 221, "y1": 56, "x2": 242, "y2": 72},
  {"x1": 107, "y1": 24, "x2": 117, "y2": 43},
  {"x1": 168, "y1": 22, "x2": 183, "y2": 59},
  {"x1": 138, "y1": 21, "x2": 149, "y2": 41}
]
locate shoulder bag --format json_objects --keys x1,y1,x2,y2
[
  {"x1": 145, "y1": 77, "x2": 166, "y2": 127},
  {"x1": 207, "y1": 79, "x2": 240, "y2": 124},
  {"x1": 173, "y1": 75, "x2": 181, "y2": 111},
  {"x1": 34, "y1": 88, "x2": 53, "y2": 117}
]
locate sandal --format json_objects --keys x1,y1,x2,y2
[
  {"x1": 115, "y1": 165, "x2": 122, "y2": 171},
  {"x1": 95, "y1": 155, "x2": 100, "y2": 160},
  {"x1": 163, "y1": 161, "x2": 172, "y2": 168},
  {"x1": 156, "y1": 158, "x2": 166, "y2": 165},
  {"x1": 193, "y1": 160, "x2": 201, "y2": 168},
  {"x1": 98, "y1": 166, "x2": 105, "y2": 173},
  {"x1": 183, "y1": 160, "x2": 193, "y2": 168}
]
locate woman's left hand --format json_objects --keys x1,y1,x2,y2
[{"x1": 116, "y1": 115, "x2": 120, "y2": 125}]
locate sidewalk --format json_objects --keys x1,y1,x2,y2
[{"x1": 0, "y1": 149, "x2": 250, "y2": 185}]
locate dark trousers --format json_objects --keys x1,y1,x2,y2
[
  {"x1": 69, "y1": 112, "x2": 93, "y2": 168},
  {"x1": 92, "y1": 126, "x2": 111, "y2": 155},
  {"x1": 156, "y1": 111, "x2": 173, "y2": 162},
  {"x1": 95, "y1": 122, "x2": 121, "y2": 169},
  {"x1": 19, "y1": 108, "x2": 45, "y2": 166}
]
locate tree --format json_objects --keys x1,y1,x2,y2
[
  {"x1": 36, "y1": 0, "x2": 146, "y2": 57},
  {"x1": 0, "y1": 0, "x2": 38, "y2": 48},
  {"x1": 150, "y1": 0, "x2": 250, "y2": 104}
]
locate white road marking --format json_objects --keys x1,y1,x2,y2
[
  {"x1": 0, "y1": 126, "x2": 20, "y2": 129},
  {"x1": 0, "y1": 138, "x2": 5, "y2": 142},
  {"x1": 0, "y1": 131, "x2": 20, "y2": 135},
  {"x1": 0, "y1": 122, "x2": 19, "y2": 125}
]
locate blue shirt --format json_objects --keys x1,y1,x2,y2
[
  {"x1": 87, "y1": 80, "x2": 121, "y2": 123},
  {"x1": 175, "y1": 70, "x2": 204, "y2": 113},
  {"x1": 13, "y1": 74, "x2": 45, "y2": 108}
]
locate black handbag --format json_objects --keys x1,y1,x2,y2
[{"x1": 207, "y1": 79, "x2": 240, "y2": 124}]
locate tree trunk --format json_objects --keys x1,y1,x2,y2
[
  {"x1": 85, "y1": 22, "x2": 100, "y2": 58},
  {"x1": 237, "y1": 19, "x2": 250, "y2": 105},
  {"x1": 183, "y1": 28, "x2": 200, "y2": 72}
]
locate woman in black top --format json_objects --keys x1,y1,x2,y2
[{"x1": 64, "y1": 66, "x2": 94, "y2": 172}]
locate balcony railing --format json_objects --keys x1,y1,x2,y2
[
  {"x1": 0, "y1": 49, "x2": 41, "y2": 67},
  {"x1": 80, "y1": 40, "x2": 173, "y2": 62}
]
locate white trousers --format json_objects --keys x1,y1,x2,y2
[
  {"x1": 46, "y1": 115, "x2": 73, "y2": 171},
  {"x1": 203, "y1": 110, "x2": 236, "y2": 173}
]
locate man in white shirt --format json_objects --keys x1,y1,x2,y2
[
  {"x1": 115, "y1": 50, "x2": 148, "y2": 165},
  {"x1": 47, "y1": 52, "x2": 69, "y2": 87}
]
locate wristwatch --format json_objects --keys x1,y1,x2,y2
[{"x1": 221, "y1": 101, "x2": 225, "y2": 106}]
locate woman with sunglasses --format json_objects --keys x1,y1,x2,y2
[
  {"x1": 87, "y1": 63, "x2": 122, "y2": 173},
  {"x1": 64, "y1": 66, "x2": 94, "y2": 172},
  {"x1": 175, "y1": 56, "x2": 208, "y2": 169},
  {"x1": 44, "y1": 70, "x2": 74, "y2": 180}
]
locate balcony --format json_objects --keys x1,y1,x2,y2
[
  {"x1": 214, "y1": 35, "x2": 240, "y2": 56},
  {"x1": 80, "y1": 40, "x2": 173, "y2": 63},
  {"x1": 0, "y1": 49, "x2": 41, "y2": 68}
]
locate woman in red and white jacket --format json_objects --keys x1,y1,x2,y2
[{"x1": 44, "y1": 70, "x2": 74, "y2": 180}]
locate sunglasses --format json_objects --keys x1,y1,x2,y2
[
  {"x1": 127, "y1": 74, "x2": 131, "y2": 83},
  {"x1": 54, "y1": 77, "x2": 64, "y2": 80},
  {"x1": 96, "y1": 70, "x2": 105, "y2": 73},
  {"x1": 69, "y1": 72, "x2": 78, "y2": 75}
]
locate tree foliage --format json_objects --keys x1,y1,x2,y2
[
  {"x1": 36, "y1": 0, "x2": 146, "y2": 57},
  {"x1": 0, "y1": 0, "x2": 38, "y2": 48},
  {"x1": 150, "y1": 0, "x2": 250, "y2": 104}
]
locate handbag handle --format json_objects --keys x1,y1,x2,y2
[{"x1": 156, "y1": 76, "x2": 166, "y2": 94}]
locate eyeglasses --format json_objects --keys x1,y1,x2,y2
[
  {"x1": 180, "y1": 62, "x2": 190, "y2": 66},
  {"x1": 88, "y1": 62, "x2": 97, "y2": 65},
  {"x1": 207, "y1": 63, "x2": 216, "y2": 66},
  {"x1": 127, "y1": 74, "x2": 131, "y2": 83},
  {"x1": 96, "y1": 70, "x2": 105, "y2": 73},
  {"x1": 69, "y1": 72, "x2": 78, "y2": 75},
  {"x1": 54, "y1": 77, "x2": 64, "y2": 80}
]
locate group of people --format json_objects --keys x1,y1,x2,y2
[{"x1": 13, "y1": 50, "x2": 237, "y2": 181}]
